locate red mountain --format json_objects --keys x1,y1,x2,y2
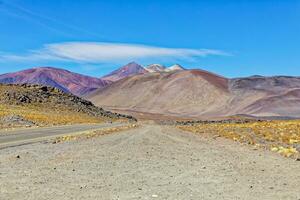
[
  {"x1": 0, "y1": 67, "x2": 110, "y2": 96},
  {"x1": 101, "y1": 62, "x2": 148, "y2": 82}
]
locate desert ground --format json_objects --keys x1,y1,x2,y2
[{"x1": 1, "y1": 123, "x2": 299, "y2": 200}]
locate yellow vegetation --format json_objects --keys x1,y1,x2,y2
[
  {"x1": 53, "y1": 124, "x2": 138, "y2": 143},
  {"x1": 0, "y1": 104, "x2": 104, "y2": 126},
  {"x1": 178, "y1": 120, "x2": 300, "y2": 158}
]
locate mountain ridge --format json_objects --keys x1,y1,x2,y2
[
  {"x1": 0, "y1": 67, "x2": 111, "y2": 96},
  {"x1": 2, "y1": 63, "x2": 300, "y2": 119}
]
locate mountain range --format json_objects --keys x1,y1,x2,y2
[
  {"x1": 0, "y1": 67, "x2": 110, "y2": 96},
  {"x1": 1, "y1": 63, "x2": 300, "y2": 119}
]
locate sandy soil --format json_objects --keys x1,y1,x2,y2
[{"x1": 0, "y1": 124, "x2": 299, "y2": 200}]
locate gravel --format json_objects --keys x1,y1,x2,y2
[{"x1": 0, "y1": 124, "x2": 299, "y2": 200}]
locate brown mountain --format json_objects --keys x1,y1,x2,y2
[
  {"x1": 87, "y1": 69, "x2": 232, "y2": 118},
  {"x1": 228, "y1": 76, "x2": 300, "y2": 117},
  {"x1": 87, "y1": 70, "x2": 300, "y2": 119},
  {"x1": 0, "y1": 67, "x2": 110, "y2": 96}
]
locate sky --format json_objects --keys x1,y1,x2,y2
[{"x1": 0, "y1": 0, "x2": 299, "y2": 78}]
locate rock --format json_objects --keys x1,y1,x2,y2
[
  {"x1": 1, "y1": 115, "x2": 35, "y2": 127},
  {"x1": 0, "y1": 83, "x2": 137, "y2": 122},
  {"x1": 18, "y1": 95, "x2": 31, "y2": 103}
]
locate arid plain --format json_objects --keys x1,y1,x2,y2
[{"x1": 0, "y1": 64, "x2": 300, "y2": 200}]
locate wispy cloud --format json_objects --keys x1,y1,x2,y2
[
  {"x1": 0, "y1": 0, "x2": 101, "y2": 38},
  {"x1": 0, "y1": 42, "x2": 230, "y2": 64}
]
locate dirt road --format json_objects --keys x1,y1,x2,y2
[
  {"x1": 0, "y1": 124, "x2": 299, "y2": 199},
  {"x1": 0, "y1": 123, "x2": 123, "y2": 149}
]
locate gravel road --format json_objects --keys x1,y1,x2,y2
[
  {"x1": 0, "y1": 123, "x2": 122, "y2": 149},
  {"x1": 0, "y1": 124, "x2": 299, "y2": 200}
]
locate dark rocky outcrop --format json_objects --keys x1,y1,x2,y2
[{"x1": 0, "y1": 84, "x2": 136, "y2": 121}]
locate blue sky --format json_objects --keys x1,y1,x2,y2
[{"x1": 0, "y1": 0, "x2": 299, "y2": 78}]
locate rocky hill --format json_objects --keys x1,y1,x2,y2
[{"x1": 0, "y1": 84, "x2": 135, "y2": 129}]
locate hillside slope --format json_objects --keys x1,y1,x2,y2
[
  {"x1": 0, "y1": 84, "x2": 134, "y2": 129},
  {"x1": 0, "y1": 67, "x2": 109, "y2": 96}
]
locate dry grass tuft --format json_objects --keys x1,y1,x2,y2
[
  {"x1": 0, "y1": 104, "x2": 104, "y2": 128},
  {"x1": 178, "y1": 120, "x2": 300, "y2": 158},
  {"x1": 53, "y1": 124, "x2": 138, "y2": 143}
]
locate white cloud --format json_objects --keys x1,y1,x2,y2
[{"x1": 0, "y1": 42, "x2": 230, "y2": 63}]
